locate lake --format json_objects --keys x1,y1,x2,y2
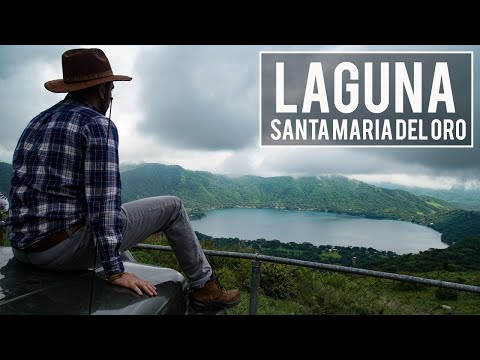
[{"x1": 191, "y1": 208, "x2": 447, "y2": 254}]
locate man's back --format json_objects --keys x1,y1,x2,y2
[{"x1": 7, "y1": 98, "x2": 121, "y2": 250}]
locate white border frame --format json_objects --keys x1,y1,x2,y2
[{"x1": 258, "y1": 51, "x2": 474, "y2": 148}]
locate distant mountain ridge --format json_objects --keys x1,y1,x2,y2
[
  {"x1": 376, "y1": 182, "x2": 480, "y2": 212},
  {"x1": 120, "y1": 163, "x2": 450, "y2": 219}
]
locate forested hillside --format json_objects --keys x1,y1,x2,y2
[
  {"x1": 121, "y1": 163, "x2": 452, "y2": 223},
  {"x1": 0, "y1": 162, "x2": 12, "y2": 195},
  {"x1": 378, "y1": 182, "x2": 480, "y2": 212}
]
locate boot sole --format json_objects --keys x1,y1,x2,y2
[{"x1": 190, "y1": 298, "x2": 241, "y2": 311}]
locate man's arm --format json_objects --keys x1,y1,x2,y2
[
  {"x1": 83, "y1": 116, "x2": 157, "y2": 297},
  {"x1": 83, "y1": 117, "x2": 124, "y2": 278}
]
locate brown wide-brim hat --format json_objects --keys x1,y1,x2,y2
[{"x1": 45, "y1": 48, "x2": 132, "y2": 93}]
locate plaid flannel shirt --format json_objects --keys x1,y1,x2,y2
[{"x1": 7, "y1": 98, "x2": 124, "y2": 277}]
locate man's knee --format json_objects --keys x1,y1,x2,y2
[{"x1": 166, "y1": 196, "x2": 183, "y2": 211}]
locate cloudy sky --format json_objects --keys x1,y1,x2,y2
[{"x1": 0, "y1": 45, "x2": 478, "y2": 190}]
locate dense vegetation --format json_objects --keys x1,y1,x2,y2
[
  {"x1": 120, "y1": 164, "x2": 451, "y2": 224},
  {"x1": 132, "y1": 233, "x2": 480, "y2": 315},
  {"x1": 0, "y1": 162, "x2": 12, "y2": 196},
  {"x1": 379, "y1": 182, "x2": 480, "y2": 212},
  {"x1": 196, "y1": 232, "x2": 480, "y2": 273},
  {"x1": 426, "y1": 210, "x2": 480, "y2": 245}
]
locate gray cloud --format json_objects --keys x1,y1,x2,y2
[
  {"x1": 135, "y1": 45, "x2": 354, "y2": 151},
  {"x1": 358, "y1": 46, "x2": 480, "y2": 178},
  {"x1": 0, "y1": 46, "x2": 73, "y2": 155},
  {"x1": 236, "y1": 45, "x2": 479, "y2": 183},
  {"x1": 136, "y1": 45, "x2": 479, "y2": 182},
  {"x1": 0, "y1": 45, "x2": 478, "y2": 188},
  {"x1": 0, "y1": 45, "x2": 70, "y2": 78},
  {"x1": 258, "y1": 147, "x2": 421, "y2": 176},
  {"x1": 137, "y1": 45, "x2": 262, "y2": 150}
]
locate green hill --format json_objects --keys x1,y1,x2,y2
[
  {"x1": 0, "y1": 162, "x2": 12, "y2": 196},
  {"x1": 378, "y1": 182, "x2": 480, "y2": 212},
  {"x1": 121, "y1": 163, "x2": 450, "y2": 218}
]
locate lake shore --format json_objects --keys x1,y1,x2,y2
[{"x1": 191, "y1": 207, "x2": 446, "y2": 255}]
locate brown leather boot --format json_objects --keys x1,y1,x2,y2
[{"x1": 190, "y1": 274, "x2": 241, "y2": 309}]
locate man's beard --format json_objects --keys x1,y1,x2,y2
[{"x1": 99, "y1": 97, "x2": 111, "y2": 115}]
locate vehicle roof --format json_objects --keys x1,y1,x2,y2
[{"x1": 0, "y1": 247, "x2": 188, "y2": 315}]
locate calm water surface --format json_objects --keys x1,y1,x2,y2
[{"x1": 191, "y1": 208, "x2": 446, "y2": 254}]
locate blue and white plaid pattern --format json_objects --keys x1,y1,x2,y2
[{"x1": 7, "y1": 99, "x2": 124, "y2": 276}]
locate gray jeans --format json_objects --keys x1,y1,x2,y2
[{"x1": 12, "y1": 196, "x2": 212, "y2": 288}]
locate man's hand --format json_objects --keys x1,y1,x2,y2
[{"x1": 110, "y1": 272, "x2": 158, "y2": 297}]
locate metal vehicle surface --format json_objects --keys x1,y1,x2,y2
[{"x1": 0, "y1": 246, "x2": 189, "y2": 315}]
